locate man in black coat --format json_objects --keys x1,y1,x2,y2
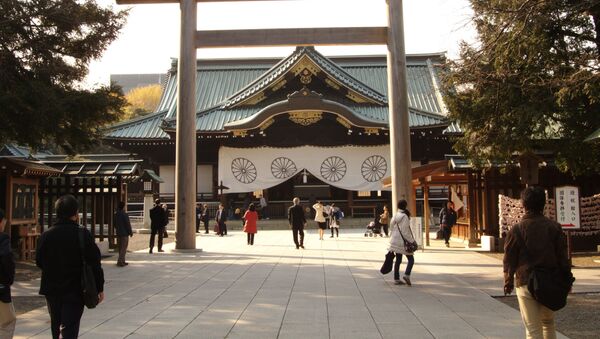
[
  {"x1": 215, "y1": 203, "x2": 227, "y2": 236},
  {"x1": 0, "y1": 209, "x2": 16, "y2": 338},
  {"x1": 115, "y1": 201, "x2": 133, "y2": 266},
  {"x1": 195, "y1": 203, "x2": 202, "y2": 233},
  {"x1": 288, "y1": 197, "x2": 306, "y2": 249},
  {"x1": 439, "y1": 201, "x2": 457, "y2": 247},
  {"x1": 149, "y1": 199, "x2": 166, "y2": 253},
  {"x1": 202, "y1": 203, "x2": 210, "y2": 234},
  {"x1": 36, "y1": 195, "x2": 104, "y2": 339}
]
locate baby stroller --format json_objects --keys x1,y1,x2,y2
[{"x1": 364, "y1": 221, "x2": 382, "y2": 237}]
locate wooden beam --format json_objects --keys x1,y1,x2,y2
[
  {"x1": 175, "y1": 0, "x2": 197, "y2": 250},
  {"x1": 116, "y1": 0, "x2": 292, "y2": 4},
  {"x1": 195, "y1": 27, "x2": 387, "y2": 48},
  {"x1": 386, "y1": 0, "x2": 412, "y2": 208}
]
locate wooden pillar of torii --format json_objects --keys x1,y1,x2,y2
[{"x1": 117, "y1": 0, "x2": 412, "y2": 250}]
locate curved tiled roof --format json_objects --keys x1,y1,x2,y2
[
  {"x1": 104, "y1": 47, "x2": 449, "y2": 140},
  {"x1": 104, "y1": 111, "x2": 169, "y2": 139},
  {"x1": 222, "y1": 47, "x2": 388, "y2": 108}
]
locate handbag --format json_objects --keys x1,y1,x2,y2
[
  {"x1": 213, "y1": 223, "x2": 220, "y2": 233},
  {"x1": 515, "y1": 227, "x2": 574, "y2": 311},
  {"x1": 380, "y1": 251, "x2": 394, "y2": 274},
  {"x1": 78, "y1": 227, "x2": 99, "y2": 309},
  {"x1": 528, "y1": 267, "x2": 574, "y2": 311},
  {"x1": 396, "y1": 216, "x2": 418, "y2": 253}
]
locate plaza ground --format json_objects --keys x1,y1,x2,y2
[{"x1": 12, "y1": 229, "x2": 600, "y2": 339}]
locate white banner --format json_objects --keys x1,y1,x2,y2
[{"x1": 218, "y1": 145, "x2": 391, "y2": 193}]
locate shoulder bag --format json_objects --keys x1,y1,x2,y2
[
  {"x1": 514, "y1": 226, "x2": 575, "y2": 311},
  {"x1": 78, "y1": 227, "x2": 99, "y2": 309},
  {"x1": 396, "y1": 216, "x2": 418, "y2": 253}
]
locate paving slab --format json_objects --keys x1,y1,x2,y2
[{"x1": 15, "y1": 229, "x2": 586, "y2": 339}]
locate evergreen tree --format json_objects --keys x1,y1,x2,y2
[
  {"x1": 443, "y1": 0, "x2": 600, "y2": 175},
  {"x1": 0, "y1": 0, "x2": 128, "y2": 153}
]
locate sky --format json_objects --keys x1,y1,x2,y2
[{"x1": 86, "y1": 0, "x2": 477, "y2": 88}]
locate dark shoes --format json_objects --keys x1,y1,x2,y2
[
  {"x1": 158, "y1": 249, "x2": 165, "y2": 252},
  {"x1": 117, "y1": 262, "x2": 128, "y2": 267},
  {"x1": 296, "y1": 245, "x2": 300, "y2": 249},
  {"x1": 149, "y1": 249, "x2": 153, "y2": 254},
  {"x1": 394, "y1": 279, "x2": 405, "y2": 285},
  {"x1": 300, "y1": 245, "x2": 304, "y2": 249},
  {"x1": 403, "y1": 276, "x2": 412, "y2": 286}
]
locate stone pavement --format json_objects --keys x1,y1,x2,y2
[{"x1": 15, "y1": 229, "x2": 588, "y2": 339}]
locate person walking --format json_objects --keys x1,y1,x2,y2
[
  {"x1": 312, "y1": 201, "x2": 327, "y2": 240},
  {"x1": 503, "y1": 186, "x2": 572, "y2": 339},
  {"x1": 288, "y1": 197, "x2": 306, "y2": 249},
  {"x1": 243, "y1": 203, "x2": 258, "y2": 245},
  {"x1": 36, "y1": 195, "x2": 104, "y2": 339},
  {"x1": 149, "y1": 199, "x2": 165, "y2": 253},
  {"x1": 115, "y1": 201, "x2": 133, "y2": 267},
  {"x1": 329, "y1": 203, "x2": 340, "y2": 238},
  {"x1": 387, "y1": 200, "x2": 415, "y2": 286},
  {"x1": 196, "y1": 203, "x2": 202, "y2": 233},
  {"x1": 0, "y1": 209, "x2": 16, "y2": 338},
  {"x1": 259, "y1": 194, "x2": 269, "y2": 219},
  {"x1": 439, "y1": 201, "x2": 457, "y2": 247},
  {"x1": 379, "y1": 205, "x2": 390, "y2": 237},
  {"x1": 216, "y1": 203, "x2": 227, "y2": 236},
  {"x1": 202, "y1": 204, "x2": 210, "y2": 234}
]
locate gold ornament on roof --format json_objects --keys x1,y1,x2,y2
[
  {"x1": 336, "y1": 117, "x2": 351, "y2": 129},
  {"x1": 300, "y1": 69, "x2": 312, "y2": 85},
  {"x1": 289, "y1": 111, "x2": 322, "y2": 126}
]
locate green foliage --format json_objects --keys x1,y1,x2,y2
[
  {"x1": 0, "y1": 0, "x2": 128, "y2": 153},
  {"x1": 443, "y1": 0, "x2": 600, "y2": 175}
]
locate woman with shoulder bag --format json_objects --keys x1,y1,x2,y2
[
  {"x1": 312, "y1": 201, "x2": 327, "y2": 240},
  {"x1": 387, "y1": 200, "x2": 416, "y2": 286}
]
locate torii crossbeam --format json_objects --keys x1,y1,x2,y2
[{"x1": 115, "y1": 0, "x2": 412, "y2": 250}]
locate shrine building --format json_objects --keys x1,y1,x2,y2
[{"x1": 104, "y1": 46, "x2": 454, "y2": 217}]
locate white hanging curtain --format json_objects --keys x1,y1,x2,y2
[{"x1": 218, "y1": 145, "x2": 391, "y2": 193}]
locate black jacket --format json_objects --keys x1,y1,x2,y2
[
  {"x1": 439, "y1": 207, "x2": 457, "y2": 227},
  {"x1": 36, "y1": 221, "x2": 104, "y2": 296},
  {"x1": 0, "y1": 233, "x2": 15, "y2": 302},
  {"x1": 288, "y1": 205, "x2": 306, "y2": 228},
  {"x1": 115, "y1": 210, "x2": 133, "y2": 237},
  {"x1": 150, "y1": 205, "x2": 166, "y2": 230},
  {"x1": 215, "y1": 209, "x2": 227, "y2": 224}
]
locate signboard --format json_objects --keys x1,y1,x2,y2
[
  {"x1": 410, "y1": 217, "x2": 423, "y2": 249},
  {"x1": 555, "y1": 186, "x2": 580, "y2": 229}
]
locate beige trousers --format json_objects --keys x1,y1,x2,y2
[
  {"x1": 0, "y1": 301, "x2": 16, "y2": 339},
  {"x1": 516, "y1": 286, "x2": 556, "y2": 339}
]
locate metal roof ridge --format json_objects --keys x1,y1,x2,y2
[
  {"x1": 220, "y1": 47, "x2": 308, "y2": 108},
  {"x1": 104, "y1": 110, "x2": 168, "y2": 131},
  {"x1": 304, "y1": 48, "x2": 388, "y2": 104}
]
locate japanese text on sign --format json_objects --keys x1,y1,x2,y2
[{"x1": 555, "y1": 186, "x2": 580, "y2": 229}]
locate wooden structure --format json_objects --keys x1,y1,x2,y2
[
  {"x1": 384, "y1": 161, "x2": 469, "y2": 246},
  {"x1": 38, "y1": 155, "x2": 143, "y2": 248},
  {"x1": 0, "y1": 157, "x2": 61, "y2": 260},
  {"x1": 115, "y1": 0, "x2": 414, "y2": 250},
  {"x1": 446, "y1": 154, "x2": 600, "y2": 251}
]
